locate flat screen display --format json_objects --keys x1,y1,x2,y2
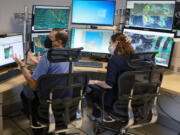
[
  {"x1": 31, "y1": 32, "x2": 49, "y2": 56},
  {"x1": 72, "y1": 0, "x2": 116, "y2": 26},
  {"x1": 71, "y1": 28, "x2": 114, "y2": 54},
  {"x1": 0, "y1": 35, "x2": 24, "y2": 66},
  {"x1": 173, "y1": 2, "x2": 180, "y2": 29},
  {"x1": 32, "y1": 5, "x2": 70, "y2": 31},
  {"x1": 31, "y1": 32, "x2": 69, "y2": 56},
  {"x1": 123, "y1": 28, "x2": 174, "y2": 67},
  {"x1": 126, "y1": 0, "x2": 175, "y2": 30}
]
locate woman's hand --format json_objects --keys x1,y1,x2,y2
[
  {"x1": 88, "y1": 80, "x2": 96, "y2": 85},
  {"x1": 88, "y1": 80, "x2": 112, "y2": 89}
]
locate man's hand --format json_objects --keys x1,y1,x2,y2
[
  {"x1": 28, "y1": 51, "x2": 40, "y2": 65},
  {"x1": 11, "y1": 53, "x2": 25, "y2": 66}
]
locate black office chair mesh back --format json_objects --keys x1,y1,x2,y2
[
  {"x1": 36, "y1": 72, "x2": 85, "y2": 129},
  {"x1": 113, "y1": 69, "x2": 163, "y2": 122}
]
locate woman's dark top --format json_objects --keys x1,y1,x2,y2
[{"x1": 104, "y1": 54, "x2": 133, "y2": 106}]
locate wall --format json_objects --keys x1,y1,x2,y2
[
  {"x1": 0, "y1": 0, "x2": 72, "y2": 33},
  {"x1": 0, "y1": 0, "x2": 126, "y2": 34}
]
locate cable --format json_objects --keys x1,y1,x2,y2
[{"x1": 157, "y1": 100, "x2": 180, "y2": 124}]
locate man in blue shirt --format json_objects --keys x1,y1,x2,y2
[{"x1": 12, "y1": 28, "x2": 70, "y2": 117}]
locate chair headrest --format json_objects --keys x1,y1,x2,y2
[
  {"x1": 128, "y1": 52, "x2": 157, "y2": 69},
  {"x1": 47, "y1": 47, "x2": 83, "y2": 63}
]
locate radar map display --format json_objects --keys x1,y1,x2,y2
[
  {"x1": 124, "y1": 29, "x2": 174, "y2": 67},
  {"x1": 127, "y1": 1, "x2": 175, "y2": 30}
]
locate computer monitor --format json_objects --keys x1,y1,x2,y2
[
  {"x1": 0, "y1": 35, "x2": 24, "y2": 67},
  {"x1": 123, "y1": 28, "x2": 174, "y2": 68},
  {"x1": 126, "y1": 0, "x2": 175, "y2": 30},
  {"x1": 31, "y1": 32, "x2": 49, "y2": 56},
  {"x1": 32, "y1": 5, "x2": 70, "y2": 31},
  {"x1": 72, "y1": 0, "x2": 116, "y2": 26},
  {"x1": 31, "y1": 32, "x2": 69, "y2": 56},
  {"x1": 173, "y1": 2, "x2": 180, "y2": 29},
  {"x1": 71, "y1": 28, "x2": 114, "y2": 54}
]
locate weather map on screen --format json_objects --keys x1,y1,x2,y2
[
  {"x1": 32, "y1": 32, "x2": 69, "y2": 55},
  {"x1": 71, "y1": 28, "x2": 114, "y2": 53},
  {"x1": 32, "y1": 6, "x2": 70, "y2": 31},
  {"x1": 31, "y1": 33, "x2": 49, "y2": 55},
  {"x1": 0, "y1": 35, "x2": 24, "y2": 66},
  {"x1": 126, "y1": 1, "x2": 175, "y2": 30},
  {"x1": 123, "y1": 28, "x2": 174, "y2": 67}
]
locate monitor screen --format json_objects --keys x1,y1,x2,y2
[
  {"x1": 126, "y1": 0, "x2": 175, "y2": 30},
  {"x1": 123, "y1": 28, "x2": 174, "y2": 68},
  {"x1": 72, "y1": 0, "x2": 116, "y2": 26},
  {"x1": 32, "y1": 5, "x2": 70, "y2": 31},
  {"x1": 0, "y1": 35, "x2": 24, "y2": 66},
  {"x1": 31, "y1": 32, "x2": 49, "y2": 55},
  {"x1": 31, "y1": 32, "x2": 69, "y2": 55},
  {"x1": 71, "y1": 28, "x2": 114, "y2": 54}
]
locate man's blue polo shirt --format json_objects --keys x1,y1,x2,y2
[{"x1": 31, "y1": 53, "x2": 72, "y2": 99}]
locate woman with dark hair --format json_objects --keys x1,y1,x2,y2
[{"x1": 88, "y1": 33, "x2": 135, "y2": 119}]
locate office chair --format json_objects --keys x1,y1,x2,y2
[
  {"x1": 29, "y1": 48, "x2": 88, "y2": 135},
  {"x1": 88, "y1": 52, "x2": 164, "y2": 135}
]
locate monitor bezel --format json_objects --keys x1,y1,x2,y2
[
  {"x1": 0, "y1": 34, "x2": 24, "y2": 68},
  {"x1": 71, "y1": 0, "x2": 116, "y2": 26},
  {"x1": 173, "y1": 1, "x2": 180, "y2": 30},
  {"x1": 123, "y1": 27, "x2": 175, "y2": 68},
  {"x1": 70, "y1": 27, "x2": 114, "y2": 54},
  {"x1": 125, "y1": 0, "x2": 176, "y2": 31},
  {"x1": 31, "y1": 5, "x2": 70, "y2": 32}
]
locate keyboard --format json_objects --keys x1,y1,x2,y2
[
  {"x1": 74, "y1": 62, "x2": 103, "y2": 68},
  {"x1": 0, "y1": 69, "x2": 22, "y2": 83}
]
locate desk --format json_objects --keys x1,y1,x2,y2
[
  {"x1": 0, "y1": 73, "x2": 26, "y2": 135},
  {"x1": 160, "y1": 72, "x2": 180, "y2": 95}
]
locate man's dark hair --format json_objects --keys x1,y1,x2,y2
[
  {"x1": 52, "y1": 28, "x2": 68, "y2": 47},
  {"x1": 55, "y1": 32, "x2": 68, "y2": 47}
]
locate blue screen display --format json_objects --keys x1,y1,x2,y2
[
  {"x1": 126, "y1": 1, "x2": 175, "y2": 30},
  {"x1": 72, "y1": 0, "x2": 116, "y2": 25},
  {"x1": 71, "y1": 28, "x2": 114, "y2": 53}
]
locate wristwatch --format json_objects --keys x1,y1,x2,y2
[{"x1": 20, "y1": 65, "x2": 26, "y2": 70}]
